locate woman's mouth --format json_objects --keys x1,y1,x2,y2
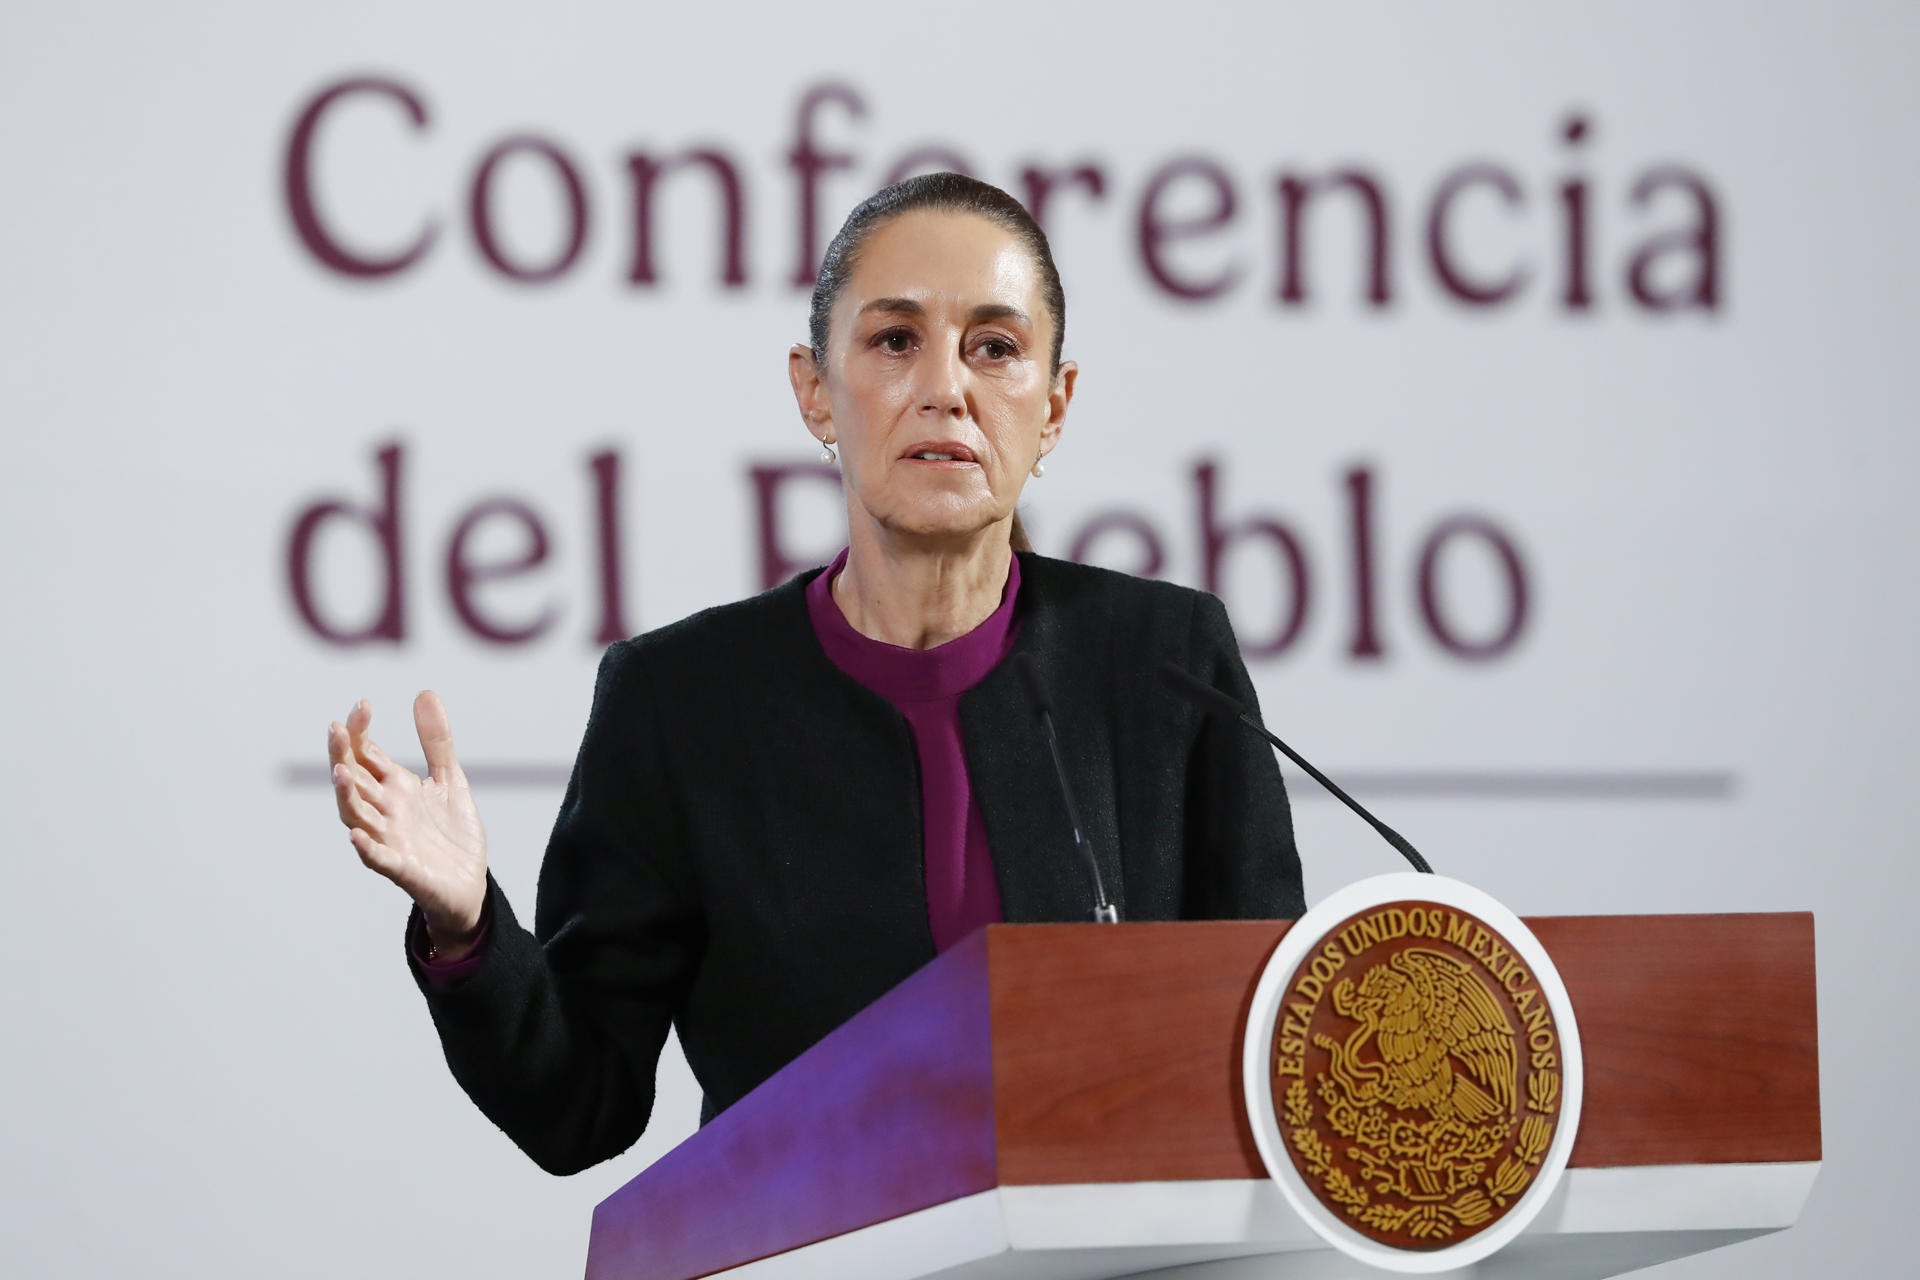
[{"x1": 903, "y1": 442, "x2": 978, "y2": 465}]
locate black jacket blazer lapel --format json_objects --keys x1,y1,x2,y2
[{"x1": 963, "y1": 559, "x2": 1128, "y2": 924}]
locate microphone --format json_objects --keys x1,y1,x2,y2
[
  {"x1": 1013, "y1": 654, "x2": 1121, "y2": 923},
  {"x1": 1159, "y1": 662, "x2": 1434, "y2": 875}
]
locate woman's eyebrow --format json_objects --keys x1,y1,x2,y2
[
  {"x1": 969, "y1": 303, "x2": 1030, "y2": 326},
  {"x1": 859, "y1": 297, "x2": 926, "y2": 318}
]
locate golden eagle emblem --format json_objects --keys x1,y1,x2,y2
[
  {"x1": 1274, "y1": 902, "x2": 1564, "y2": 1248},
  {"x1": 1320, "y1": 948, "x2": 1518, "y2": 1126}
]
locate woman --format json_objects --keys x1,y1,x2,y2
[{"x1": 326, "y1": 173, "x2": 1303, "y2": 1176}]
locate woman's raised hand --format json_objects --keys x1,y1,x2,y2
[{"x1": 328, "y1": 692, "x2": 489, "y2": 958}]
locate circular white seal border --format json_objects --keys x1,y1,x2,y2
[{"x1": 1242, "y1": 873, "x2": 1585, "y2": 1273}]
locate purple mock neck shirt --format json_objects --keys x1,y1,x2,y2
[{"x1": 806, "y1": 547, "x2": 1019, "y2": 952}]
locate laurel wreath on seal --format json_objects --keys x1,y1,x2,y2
[{"x1": 1282, "y1": 1072, "x2": 1559, "y2": 1240}]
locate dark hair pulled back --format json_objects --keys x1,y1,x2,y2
[{"x1": 808, "y1": 172, "x2": 1067, "y2": 376}]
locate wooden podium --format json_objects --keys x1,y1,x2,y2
[{"x1": 585, "y1": 916, "x2": 1819, "y2": 1279}]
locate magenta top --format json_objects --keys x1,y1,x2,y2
[
  {"x1": 413, "y1": 548, "x2": 1018, "y2": 981},
  {"x1": 804, "y1": 547, "x2": 1017, "y2": 952}
]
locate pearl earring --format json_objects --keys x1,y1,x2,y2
[
  {"x1": 1031, "y1": 459, "x2": 1045, "y2": 478},
  {"x1": 820, "y1": 439, "x2": 837, "y2": 465}
]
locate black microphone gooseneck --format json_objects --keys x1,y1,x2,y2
[
  {"x1": 1014, "y1": 654, "x2": 1121, "y2": 922},
  {"x1": 1158, "y1": 662, "x2": 1434, "y2": 875}
]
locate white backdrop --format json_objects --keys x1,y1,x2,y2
[{"x1": 3, "y1": 2, "x2": 1915, "y2": 1276}]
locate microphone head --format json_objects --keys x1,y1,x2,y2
[
  {"x1": 1158, "y1": 661, "x2": 1247, "y2": 722},
  {"x1": 1012, "y1": 652, "x2": 1054, "y2": 716}
]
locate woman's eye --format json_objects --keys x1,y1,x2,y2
[
  {"x1": 877, "y1": 329, "x2": 914, "y2": 353},
  {"x1": 978, "y1": 338, "x2": 1015, "y2": 361}
]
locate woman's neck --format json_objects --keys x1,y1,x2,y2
[{"x1": 833, "y1": 523, "x2": 1013, "y2": 650}]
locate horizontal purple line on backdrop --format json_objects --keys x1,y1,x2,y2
[{"x1": 283, "y1": 764, "x2": 1737, "y2": 801}]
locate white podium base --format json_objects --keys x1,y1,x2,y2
[{"x1": 711, "y1": 1163, "x2": 1818, "y2": 1280}]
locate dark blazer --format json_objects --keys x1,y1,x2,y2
[{"x1": 410, "y1": 552, "x2": 1303, "y2": 1175}]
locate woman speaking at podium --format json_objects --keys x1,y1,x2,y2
[{"x1": 325, "y1": 173, "x2": 1304, "y2": 1175}]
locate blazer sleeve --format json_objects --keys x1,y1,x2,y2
[
  {"x1": 1180, "y1": 591, "x2": 1307, "y2": 920},
  {"x1": 406, "y1": 641, "x2": 703, "y2": 1175}
]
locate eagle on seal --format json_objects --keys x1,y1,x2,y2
[{"x1": 1319, "y1": 947, "x2": 1518, "y2": 1124}]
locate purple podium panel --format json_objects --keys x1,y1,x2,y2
[{"x1": 585, "y1": 929, "x2": 997, "y2": 1280}]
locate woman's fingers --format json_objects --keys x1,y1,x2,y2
[
  {"x1": 331, "y1": 762, "x2": 382, "y2": 830},
  {"x1": 344, "y1": 699, "x2": 398, "y2": 781},
  {"x1": 414, "y1": 690, "x2": 463, "y2": 785},
  {"x1": 345, "y1": 698, "x2": 371, "y2": 751},
  {"x1": 335, "y1": 700, "x2": 411, "y2": 784},
  {"x1": 328, "y1": 724, "x2": 361, "y2": 824},
  {"x1": 349, "y1": 826, "x2": 405, "y2": 883},
  {"x1": 328, "y1": 722, "x2": 400, "y2": 822},
  {"x1": 346, "y1": 759, "x2": 390, "y2": 812},
  {"x1": 327, "y1": 720, "x2": 354, "y2": 770},
  {"x1": 358, "y1": 733, "x2": 401, "y2": 782}
]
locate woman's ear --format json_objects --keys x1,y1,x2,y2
[
  {"x1": 788, "y1": 344, "x2": 834, "y2": 442},
  {"x1": 1039, "y1": 360, "x2": 1077, "y2": 457}
]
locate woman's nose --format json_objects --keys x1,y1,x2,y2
[{"x1": 916, "y1": 345, "x2": 967, "y2": 418}]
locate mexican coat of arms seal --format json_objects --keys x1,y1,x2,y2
[{"x1": 1244, "y1": 874, "x2": 1583, "y2": 1271}]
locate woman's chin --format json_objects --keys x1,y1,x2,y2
[{"x1": 867, "y1": 500, "x2": 1009, "y2": 546}]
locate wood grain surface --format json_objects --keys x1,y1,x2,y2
[
  {"x1": 1536, "y1": 912, "x2": 1821, "y2": 1168},
  {"x1": 987, "y1": 913, "x2": 1819, "y2": 1185}
]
